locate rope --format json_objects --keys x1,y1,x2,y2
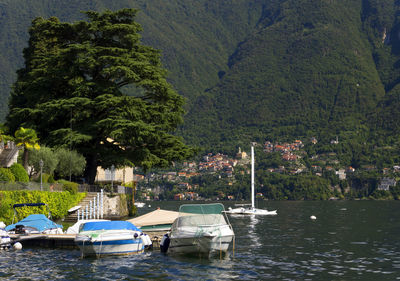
[{"x1": 97, "y1": 233, "x2": 103, "y2": 258}]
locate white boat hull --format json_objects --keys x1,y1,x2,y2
[
  {"x1": 75, "y1": 230, "x2": 144, "y2": 257},
  {"x1": 168, "y1": 224, "x2": 234, "y2": 255}
]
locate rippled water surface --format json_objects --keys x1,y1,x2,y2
[{"x1": 1, "y1": 201, "x2": 400, "y2": 280}]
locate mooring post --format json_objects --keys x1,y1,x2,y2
[
  {"x1": 97, "y1": 193, "x2": 100, "y2": 219},
  {"x1": 93, "y1": 196, "x2": 96, "y2": 220},
  {"x1": 100, "y1": 189, "x2": 104, "y2": 219},
  {"x1": 89, "y1": 201, "x2": 92, "y2": 219}
]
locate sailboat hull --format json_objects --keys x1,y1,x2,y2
[{"x1": 225, "y1": 207, "x2": 277, "y2": 215}]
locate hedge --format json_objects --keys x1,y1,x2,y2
[
  {"x1": 0, "y1": 168, "x2": 15, "y2": 182},
  {"x1": 0, "y1": 190, "x2": 86, "y2": 225}
]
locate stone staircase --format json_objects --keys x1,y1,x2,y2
[
  {"x1": 0, "y1": 142, "x2": 19, "y2": 167},
  {"x1": 64, "y1": 192, "x2": 100, "y2": 223}
]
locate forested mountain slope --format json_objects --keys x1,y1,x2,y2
[
  {"x1": 1, "y1": 0, "x2": 400, "y2": 155},
  {"x1": 183, "y1": 0, "x2": 400, "y2": 152}
]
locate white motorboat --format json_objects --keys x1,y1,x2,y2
[
  {"x1": 74, "y1": 221, "x2": 152, "y2": 257},
  {"x1": 225, "y1": 144, "x2": 277, "y2": 215},
  {"x1": 161, "y1": 203, "x2": 235, "y2": 256},
  {"x1": 134, "y1": 202, "x2": 146, "y2": 208}
]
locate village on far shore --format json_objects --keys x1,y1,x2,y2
[
  {"x1": 1, "y1": 136, "x2": 398, "y2": 201},
  {"x1": 92, "y1": 137, "x2": 399, "y2": 201}
]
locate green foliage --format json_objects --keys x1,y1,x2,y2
[
  {"x1": 7, "y1": 8, "x2": 194, "y2": 183},
  {"x1": 58, "y1": 179, "x2": 78, "y2": 195},
  {"x1": 54, "y1": 148, "x2": 86, "y2": 179},
  {"x1": 0, "y1": 190, "x2": 85, "y2": 225},
  {"x1": 257, "y1": 173, "x2": 333, "y2": 200},
  {"x1": 29, "y1": 146, "x2": 58, "y2": 177},
  {"x1": 10, "y1": 163, "x2": 29, "y2": 182},
  {"x1": 125, "y1": 194, "x2": 138, "y2": 217},
  {"x1": 0, "y1": 168, "x2": 15, "y2": 182}
]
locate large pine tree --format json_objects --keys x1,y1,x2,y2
[{"x1": 7, "y1": 8, "x2": 194, "y2": 183}]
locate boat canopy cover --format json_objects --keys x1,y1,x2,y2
[
  {"x1": 179, "y1": 203, "x2": 225, "y2": 215},
  {"x1": 5, "y1": 214, "x2": 62, "y2": 232},
  {"x1": 172, "y1": 214, "x2": 228, "y2": 230},
  {"x1": 81, "y1": 221, "x2": 141, "y2": 232},
  {"x1": 127, "y1": 209, "x2": 181, "y2": 227},
  {"x1": 65, "y1": 219, "x2": 110, "y2": 234}
]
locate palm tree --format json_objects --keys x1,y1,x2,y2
[{"x1": 14, "y1": 127, "x2": 40, "y2": 171}]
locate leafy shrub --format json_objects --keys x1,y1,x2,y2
[
  {"x1": 10, "y1": 163, "x2": 29, "y2": 182},
  {"x1": 0, "y1": 190, "x2": 86, "y2": 225},
  {"x1": 58, "y1": 179, "x2": 78, "y2": 194},
  {"x1": 0, "y1": 168, "x2": 15, "y2": 182},
  {"x1": 34, "y1": 173, "x2": 51, "y2": 183},
  {"x1": 48, "y1": 174, "x2": 55, "y2": 184}
]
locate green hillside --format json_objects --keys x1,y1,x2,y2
[
  {"x1": 1, "y1": 0, "x2": 400, "y2": 157},
  {"x1": 183, "y1": 0, "x2": 400, "y2": 153}
]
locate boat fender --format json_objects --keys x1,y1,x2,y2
[
  {"x1": 141, "y1": 233, "x2": 152, "y2": 246},
  {"x1": 160, "y1": 233, "x2": 170, "y2": 253},
  {"x1": 13, "y1": 242, "x2": 22, "y2": 250},
  {"x1": 140, "y1": 233, "x2": 153, "y2": 249}
]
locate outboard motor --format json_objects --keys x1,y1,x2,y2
[{"x1": 160, "y1": 233, "x2": 170, "y2": 253}]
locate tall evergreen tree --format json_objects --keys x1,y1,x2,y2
[{"x1": 7, "y1": 9, "x2": 194, "y2": 183}]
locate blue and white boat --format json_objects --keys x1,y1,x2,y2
[
  {"x1": 5, "y1": 214, "x2": 63, "y2": 234},
  {"x1": 6, "y1": 203, "x2": 63, "y2": 234},
  {"x1": 74, "y1": 221, "x2": 151, "y2": 257}
]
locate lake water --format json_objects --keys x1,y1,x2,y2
[{"x1": 1, "y1": 200, "x2": 400, "y2": 280}]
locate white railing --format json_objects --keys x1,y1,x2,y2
[{"x1": 77, "y1": 189, "x2": 104, "y2": 221}]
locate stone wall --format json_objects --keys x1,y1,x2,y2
[{"x1": 103, "y1": 194, "x2": 129, "y2": 219}]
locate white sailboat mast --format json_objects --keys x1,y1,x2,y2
[{"x1": 251, "y1": 144, "x2": 255, "y2": 209}]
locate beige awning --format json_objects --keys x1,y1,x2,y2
[{"x1": 127, "y1": 209, "x2": 181, "y2": 227}]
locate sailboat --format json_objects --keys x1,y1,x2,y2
[{"x1": 225, "y1": 144, "x2": 277, "y2": 215}]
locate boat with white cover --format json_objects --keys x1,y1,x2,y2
[
  {"x1": 74, "y1": 221, "x2": 152, "y2": 257},
  {"x1": 225, "y1": 144, "x2": 277, "y2": 215},
  {"x1": 161, "y1": 203, "x2": 235, "y2": 256}
]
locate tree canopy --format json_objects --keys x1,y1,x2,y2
[{"x1": 7, "y1": 8, "x2": 194, "y2": 183}]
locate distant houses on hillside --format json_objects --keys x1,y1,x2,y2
[{"x1": 378, "y1": 177, "x2": 397, "y2": 191}]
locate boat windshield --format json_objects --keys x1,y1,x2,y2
[
  {"x1": 172, "y1": 203, "x2": 229, "y2": 230},
  {"x1": 178, "y1": 203, "x2": 225, "y2": 215},
  {"x1": 172, "y1": 214, "x2": 227, "y2": 230}
]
